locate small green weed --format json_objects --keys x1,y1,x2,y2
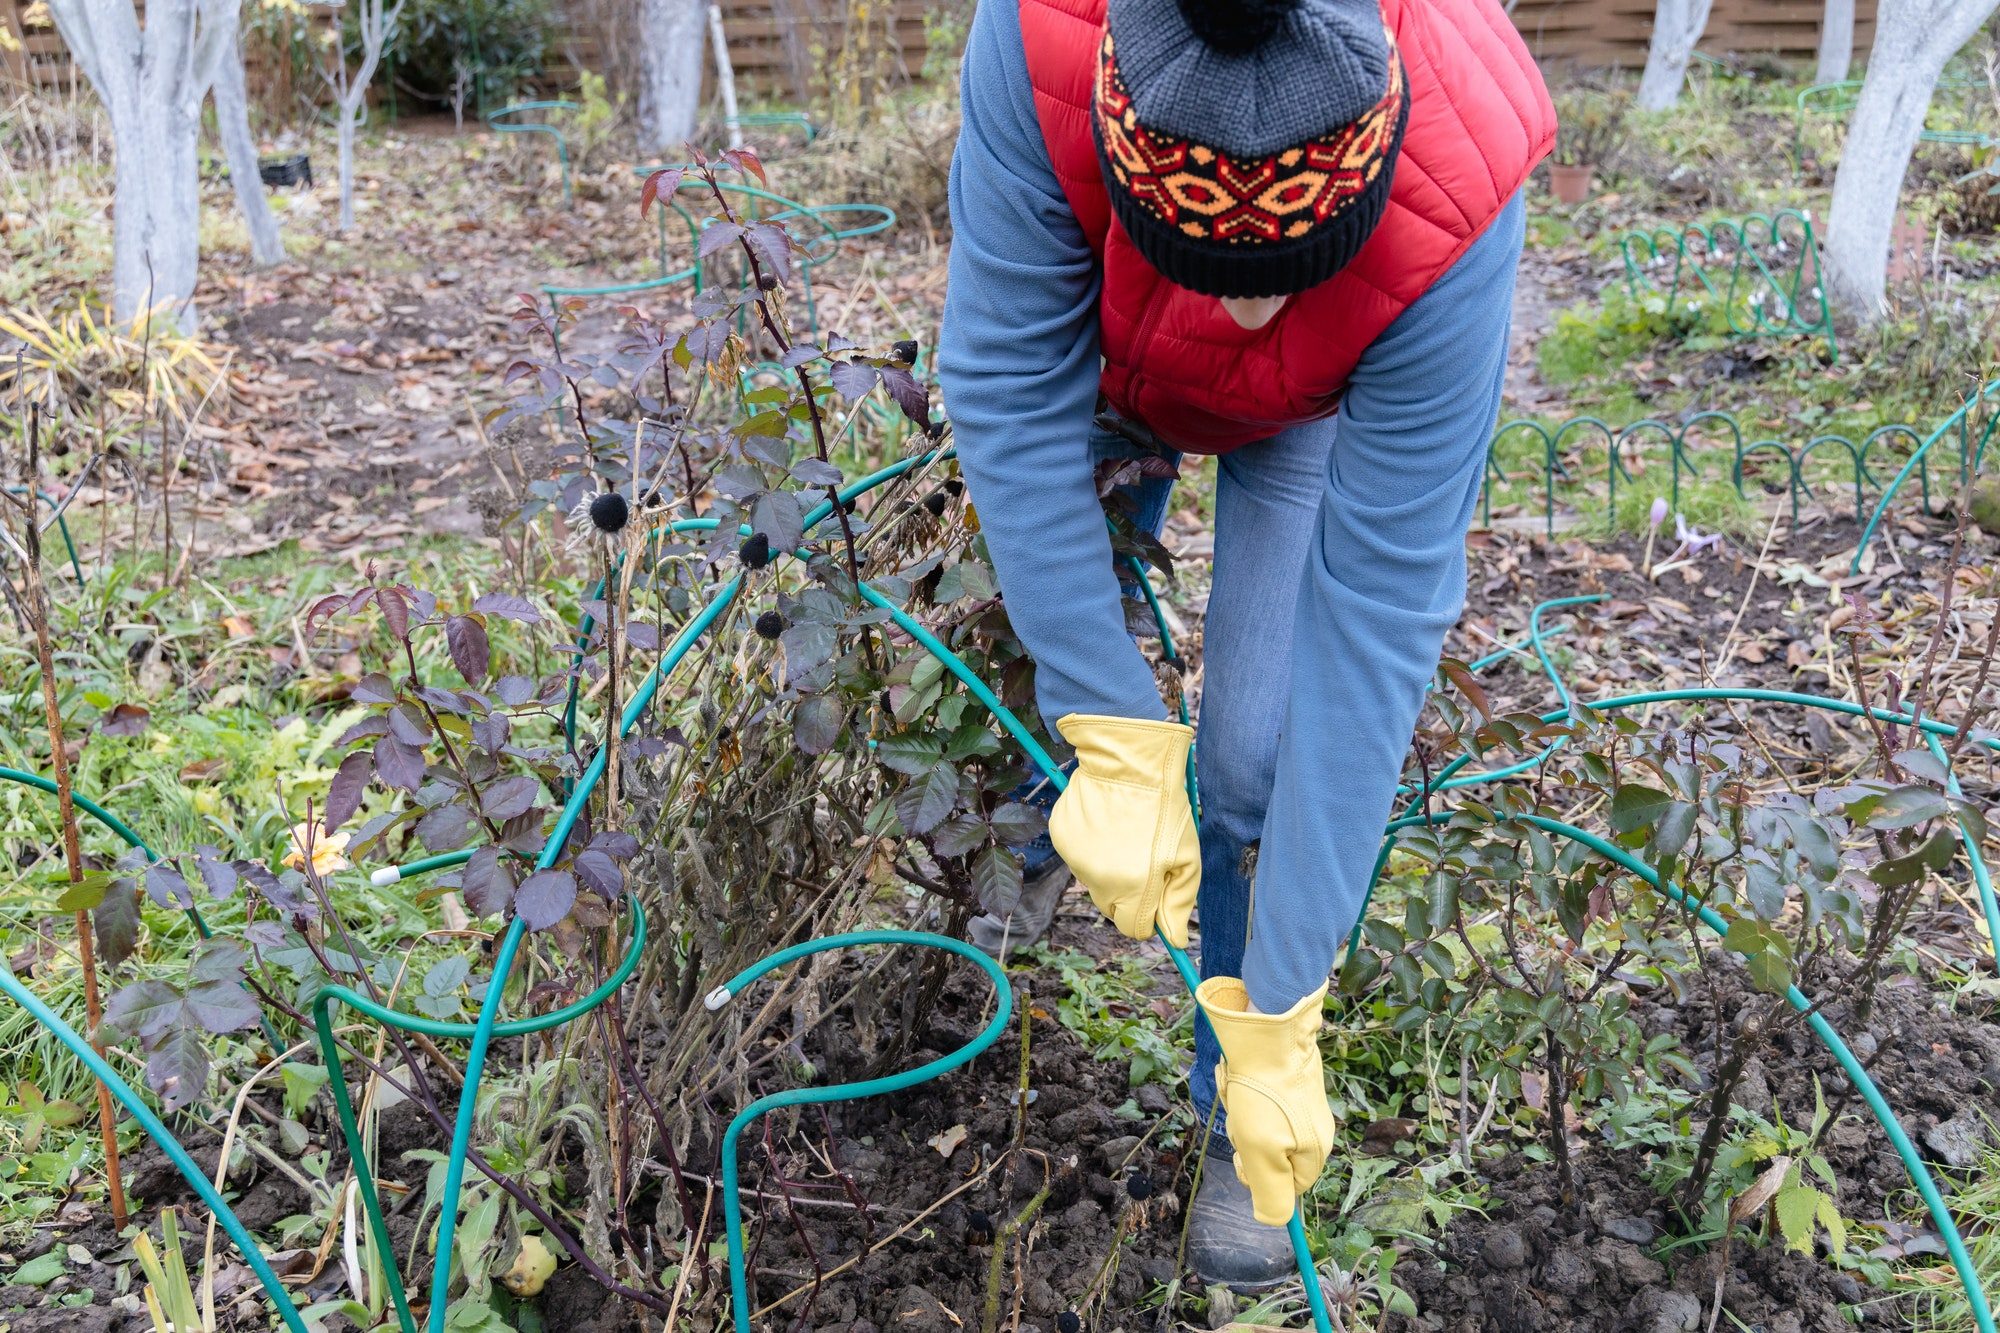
[{"x1": 1032, "y1": 947, "x2": 1187, "y2": 1088}]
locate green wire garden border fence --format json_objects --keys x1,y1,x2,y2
[
  {"x1": 1619, "y1": 209, "x2": 1838, "y2": 356},
  {"x1": 1484, "y1": 377, "x2": 2000, "y2": 572},
  {"x1": 728, "y1": 111, "x2": 817, "y2": 146},
  {"x1": 4, "y1": 440, "x2": 1999, "y2": 1331}
]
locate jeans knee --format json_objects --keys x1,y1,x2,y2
[{"x1": 1197, "y1": 755, "x2": 1275, "y2": 848}]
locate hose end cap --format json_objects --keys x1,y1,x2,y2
[
  {"x1": 370, "y1": 867, "x2": 401, "y2": 887},
  {"x1": 704, "y1": 985, "x2": 732, "y2": 1012}
]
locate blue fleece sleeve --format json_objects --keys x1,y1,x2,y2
[
  {"x1": 937, "y1": 0, "x2": 1169, "y2": 727},
  {"x1": 1242, "y1": 193, "x2": 1527, "y2": 1014}
]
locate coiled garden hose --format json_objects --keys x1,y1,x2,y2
[
  {"x1": 703, "y1": 932, "x2": 1013, "y2": 1332},
  {"x1": 3, "y1": 441, "x2": 1996, "y2": 1331},
  {"x1": 0, "y1": 962, "x2": 313, "y2": 1333}
]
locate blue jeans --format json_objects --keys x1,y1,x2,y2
[
  {"x1": 1022, "y1": 405, "x2": 1489, "y2": 1142},
  {"x1": 1019, "y1": 421, "x2": 1336, "y2": 1142},
  {"x1": 1183, "y1": 424, "x2": 1336, "y2": 1140}
]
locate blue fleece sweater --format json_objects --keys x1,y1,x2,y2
[{"x1": 937, "y1": 0, "x2": 1523, "y2": 1010}]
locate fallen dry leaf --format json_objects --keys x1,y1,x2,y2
[
  {"x1": 927, "y1": 1123, "x2": 967, "y2": 1160},
  {"x1": 1730, "y1": 1155, "x2": 1793, "y2": 1224}
]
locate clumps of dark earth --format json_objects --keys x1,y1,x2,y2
[
  {"x1": 3, "y1": 918, "x2": 1995, "y2": 1329},
  {"x1": 1388, "y1": 970, "x2": 2000, "y2": 1333},
  {"x1": 542, "y1": 964, "x2": 1196, "y2": 1332}
]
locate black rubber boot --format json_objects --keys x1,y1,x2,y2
[
  {"x1": 966, "y1": 857, "x2": 1070, "y2": 957},
  {"x1": 1188, "y1": 1152, "x2": 1295, "y2": 1291}
]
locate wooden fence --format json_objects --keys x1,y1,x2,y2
[
  {"x1": 1, "y1": 0, "x2": 1879, "y2": 101},
  {"x1": 1, "y1": 0, "x2": 936, "y2": 102},
  {"x1": 1510, "y1": 0, "x2": 1878, "y2": 66}
]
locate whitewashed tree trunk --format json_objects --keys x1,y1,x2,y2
[
  {"x1": 1637, "y1": 0, "x2": 1717, "y2": 111},
  {"x1": 332, "y1": 0, "x2": 407, "y2": 234},
  {"x1": 44, "y1": 0, "x2": 236, "y2": 326},
  {"x1": 213, "y1": 24, "x2": 283, "y2": 266},
  {"x1": 1817, "y1": 0, "x2": 1857, "y2": 83},
  {"x1": 639, "y1": 0, "x2": 706, "y2": 152},
  {"x1": 1825, "y1": 0, "x2": 2000, "y2": 320}
]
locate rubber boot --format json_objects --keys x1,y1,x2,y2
[
  {"x1": 966, "y1": 856, "x2": 1070, "y2": 957},
  {"x1": 1188, "y1": 1148, "x2": 1295, "y2": 1291}
]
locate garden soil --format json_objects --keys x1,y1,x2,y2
[
  {"x1": 540, "y1": 958, "x2": 1198, "y2": 1333},
  {"x1": 1389, "y1": 969, "x2": 2000, "y2": 1333}
]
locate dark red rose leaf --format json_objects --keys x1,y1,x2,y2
[
  {"x1": 462, "y1": 847, "x2": 517, "y2": 918},
  {"x1": 323, "y1": 752, "x2": 373, "y2": 834},
  {"x1": 515, "y1": 869, "x2": 578, "y2": 931},
  {"x1": 99, "y1": 703, "x2": 151, "y2": 737},
  {"x1": 447, "y1": 614, "x2": 490, "y2": 686},
  {"x1": 372, "y1": 736, "x2": 426, "y2": 792}
]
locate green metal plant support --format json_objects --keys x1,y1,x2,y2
[
  {"x1": 486, "y1": 101, "x2": 578, "y2": 208},
  {"x1": 540, "y1": 169, "x2": 898, "y2": 356},
  {"x1": 2, "y1": 488, "x2": 83, "y2": 581},
  {"x1": 1792, "y1": 77, "x2": 1991, "y2": 171},
  {"x1": 728, "y1": 111, "x2": 818, "y2": 145}
]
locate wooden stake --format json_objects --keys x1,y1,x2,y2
[{"x1": 7, "y1": 411, "x2": 127, "y2": 1226}]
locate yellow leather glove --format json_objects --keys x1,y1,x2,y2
[
  {"x1": 1047, "y1": 713, "x2": 1199, "y2": 948},
  {"x1": 1197, "y1": 978, "x2": 1335, "y2": 1226}
]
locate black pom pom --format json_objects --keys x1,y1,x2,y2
[
  {"x1": 964, "y1": 1209, "x2": 995, "y2": 1247},
  {"x1": 1124, "y1": 1169, "x2": 1155, "y2": 1202},
  {"x1": 739, "y1": 533, "x2": 773, "y2": 569},
  {"x1": 1175, "y1": 0, "x2": 1299, "y2": 53},
  {"x1": 944, "y1": 478, "x2": 964, "y2": 496},
  {"x1": 754, "y1": 610, "x2": 785, "y2": 639},
  {"x1": 588, "y1": 492, "x2": 630, "y2": 534},
  {"x1": 889, "y1": 338, "x2": 918, "y2": 366},
  {"x1": 923, "y1": 492, "x2": 948, "y2": 517},
  {"x1": 1056, "y1": 1313, "x2": 1082, "y2": 1333}
]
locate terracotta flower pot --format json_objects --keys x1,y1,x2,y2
[{"x1": 1549, "y1": 163, "x2": 1596, "y2": 205}]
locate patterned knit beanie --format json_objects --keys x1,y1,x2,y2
[{"x1": 1094, "y1": 0, "x2": 1410, "y2": 298}]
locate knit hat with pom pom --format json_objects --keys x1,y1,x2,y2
[{"x1": 1094, "y1": 0, "x2": 1409, "y2": 298}]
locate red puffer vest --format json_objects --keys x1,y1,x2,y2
[{"x1": 1018, "y1": 0, "x2": 1555, "y2": 453}]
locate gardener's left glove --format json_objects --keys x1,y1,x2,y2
[
  {"x1": 1048, "y1": 713, "x2": 1199, "y2": 948},
  {"x1": 1198, "y1": 977, "x2": 1335, "y2": 1226}
]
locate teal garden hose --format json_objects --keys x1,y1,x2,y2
[
  {"x1": 704, "y1": 931, "x2": 1013, "y2": 1331},
  {"x1": 3, "y1": 443, "x2": 1996, "y2": 1330},
  {"x1": 2, "y1": 488, "x2": 83, "y2": 581},
  {"x1": 0, "y1": 765, "x2": 287, "y2": 1055}
]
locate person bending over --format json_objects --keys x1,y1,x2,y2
[{"x1": 938, "y1": 0, "x2": 1553, "y2": 1288}]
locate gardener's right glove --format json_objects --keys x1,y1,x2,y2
[
  {"x1": 1197, "y1": 977, "x2": 1335, "y2": 1226},
  {"x1": 1047, "y1": 713, "x2": 1199, "y2": 948}
]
